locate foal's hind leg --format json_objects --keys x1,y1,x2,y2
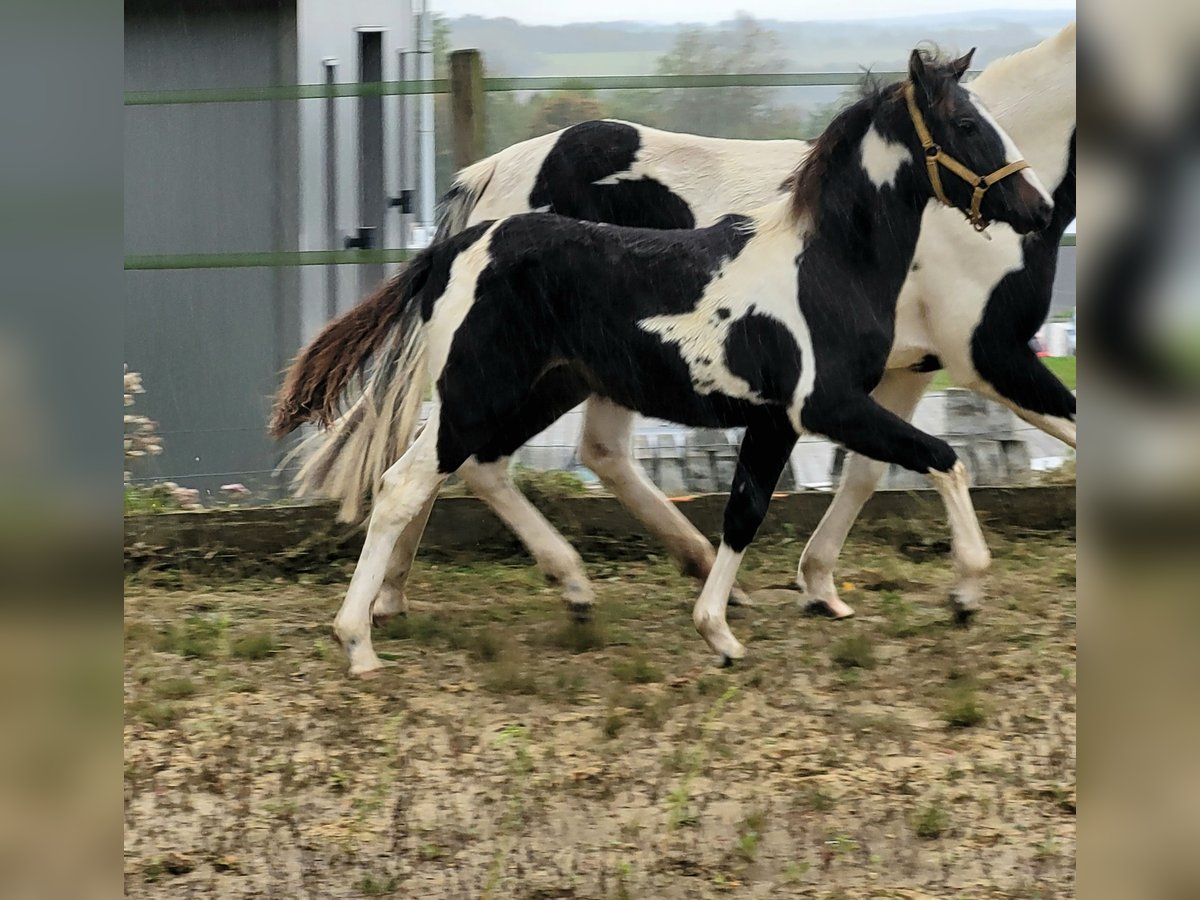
[
  {"x1": 799, "y1": 369, "x2": 932, "y2": 617},
  {"x1": 334, "y1": 420, "x2": 450, "y2": 677},
  {"x1": 580, "y1": 398, "x2": 753, "y2": 606},
  {"x1": 371, "y1": 491, "x2": 437, "y2": 623}
]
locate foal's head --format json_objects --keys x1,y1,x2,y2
[
  {"x1": 792, "y1": 49, "x2": 1053, "y2": 236},
  {"x1": 900, "y1": 48, "x2": 1053, "y2": 234}
]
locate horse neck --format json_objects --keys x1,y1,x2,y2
[
  {"x1": 969, "y1": 38, "x2": 1076, "y2": 193},
  {"x1": 812, "y1": 133, "x2": 926, "y2": 312}
]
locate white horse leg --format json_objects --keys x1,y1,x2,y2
[
  {"x1": 799, "y1": 369, "x2": 933, "y2": 617},
  {"x1": 371, "y1": 491, "x2": 437, "y2": 622},
  {"x1": 579, "y1": 398, "x2": 752, "y2": 604},
  {"x1": 458, "y1": 456, "x2": 595, "y2": 617},
  {"x1": 692, "y1": 543, "x2": 747, "y2": 662},
  {"x1": 926, "y1": 460, "x2": 992, "y2": 622},
  {"x1": 333, "y1": 421, "x2": 446, "y2": 677},
  {"x1": 992, "y1": 395, "x2": 1077, "y2": 448}
]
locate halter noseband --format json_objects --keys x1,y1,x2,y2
[{"x1": 903, "y1": 81, "x2": 1031, "y2": 232}]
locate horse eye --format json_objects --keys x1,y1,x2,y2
[{"x1": 955, "y1": 118, "x2": 978, "y2": 135}]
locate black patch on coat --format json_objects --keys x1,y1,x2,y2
[
  {"x1": 430, "y1": 212, "x2": 757, "y2": 471},
  {"x1": 723, "y1": 313, "x2": 802, "y2": 403},
  {"x1": 969, "y1": 132, "x2": 1076, "y2": 421},
  {"x1": 530, "y1": 121, "x2": 696, "y2": 229}
]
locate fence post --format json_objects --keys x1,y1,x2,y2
[{"x1": 449, "y1": 49, "x2": 485, "y2": 168}]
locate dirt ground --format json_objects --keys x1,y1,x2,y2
[{"x1": 124, "y1": 525, "x2": 1075, "y2": 899}]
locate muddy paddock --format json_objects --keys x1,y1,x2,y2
[{"x1": 124, "y1": 525, "x2": 1075, "y2": 898}]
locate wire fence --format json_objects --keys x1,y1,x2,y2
[{"x1": 123, "y1": 71, "x2": 1076, "y2": 272}]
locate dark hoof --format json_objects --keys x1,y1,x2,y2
[
  {"x1": 720, "y1": 654, "x2": 737, "y2": 668},
  {"x1": 567, "y1": 602, "x2": 594, "y2": 624},
  {"x1": 952, "y1": 605, "x2": 977, "y2": 627},
  {"x1": 803, "y1": 599, "x2": 856, "y2": 620}
]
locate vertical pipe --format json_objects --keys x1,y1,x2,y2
[
  {"x1": 323, "y1": 58, "x2": 338, "y2": 319},
  {"x1": 398, "y1": 50, "x2": 414, "y2": 249},
  {"x1": 357, "y1": 30, "x2": 386, "y2": 294},
  {"x1": 417, "y1": 0, "x2": 436, "y2": 231}
]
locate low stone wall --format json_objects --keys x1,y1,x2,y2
[
  {"x1": 510, "y1": 389, "x2": 1067, "y2": 493},
  {"x1": 124, "y1": 485, "x2": 1075, "y2": 575}
]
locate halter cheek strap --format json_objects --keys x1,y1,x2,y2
[{"x1": 903, "y1": 81, "x2": 1031, "y2": 232}]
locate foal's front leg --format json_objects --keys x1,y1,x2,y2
[
  {"x1": 802, "y1": 395, "x2": 991, "y2": 624},
  {"x1": 693, "y1": 418, "x2": 796, "y2": 663}
]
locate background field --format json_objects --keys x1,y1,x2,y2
[{"x1": 124, "y1": 524, "x2": 1076, "y2": 898}]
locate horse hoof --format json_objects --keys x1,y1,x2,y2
[
  {"x1": 803, "y1": 598, "x2": 855, "y2": 619},
  {"x1": 566, "y1": 601, "x2": 594, "y2": 624},
  {"x1": 948, "y1": 592, "x2": 979, "y2": 627}
]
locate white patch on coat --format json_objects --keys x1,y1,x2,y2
[
  {"x1": 966, "y1": 93, "x2": 1053, "y2": 206},
  {"x1": 422, "y1": 226, "x2": 500, "y2": 381},
  {"x1": 636, "y1": 202, "x2": 817, "y2": 417},
  {"x1": 968, "y1": 23, "x2": 1076, "y2": 195},
  {"x1": 585, "y1": 121, "x2": 810, "y2": 227},
  {"x1": 860, "y1": 125, "x2": 913, "y2": 189}
]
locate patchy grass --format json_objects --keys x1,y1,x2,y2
[
  {"x1": 944, "y1": 679, "x2": 988, "y2": 728},
  {"x1": 124, "y1": 531, "x2": 1075, "y2": 898},
  {"x1": 230, "y1": 632, "x2": 276, "y2": 660},
  {"x1": 915, "y1": 801, "x2": 951, "y2": 839},
  {"x1": 153, "y1": 677, "x2": 196, "y2": 701},
  {"x1": 611, "y1": 654, "x2": 663, "y2": 684},
  {"x1": 831, "y1": 633, "x2": 876, "y2": 669}
]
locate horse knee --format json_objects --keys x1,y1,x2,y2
[{"x1": 579, "y1": 435, "x2": 626, "y2": 478}]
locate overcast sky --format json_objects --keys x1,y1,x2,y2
[{"x1": 432, "y1": 1, "x2": 1074, "y2": 26}]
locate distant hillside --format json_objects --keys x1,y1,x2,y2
[{"x1": 446, "y1": 11, "x2": 1076, "y2": 77}]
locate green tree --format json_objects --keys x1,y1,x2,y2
[
  {"x1": 524, "y1": 88, "x2": 607, "y2": 139},
  {"x1": 628, "y1": 14, "x2": 808, "y2": 140}
]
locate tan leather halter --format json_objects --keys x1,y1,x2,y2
[{"x1": 903, "y1": 81, "x2": 1031, "y2": 232}]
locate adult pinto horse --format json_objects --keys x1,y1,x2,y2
[
  {"x1": 272, "y1": 50, "x2": 1053, "y2": 676},
  {"x1": 283, "y1": 26, "x2": 1076, "y2": 625}
]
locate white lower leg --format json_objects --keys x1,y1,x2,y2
[
  {"x1": 1011, "y1": 407, "x2": 1077, "y2": 449},
  {"x1": 798, "y1": 452, "x2": 883, "y2": 619},
  {"x1": 372, "y1": 491, "x2": 437, "y2": 622},
  {"x1": 798, "y1": 369, "x2": 931, "y2": 617},
  {"x1": 334, "y1": 428, "x2": 444, "y2": 676},
  {"x1": 927, "y1": 460, "x2": 991, "y2": 619},
  {"x1": 692, "y1": 543, "x2": 748, "y2": 662},
  {"x1": 458, "y1": 456, "x2": 594, "y2": 611}
]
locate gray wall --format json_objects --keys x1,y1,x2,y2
[{"x1": 125, "y1": 1, "x2": 300, "y2": 497}]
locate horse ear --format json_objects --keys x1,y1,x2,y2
[
  {"x1": 908, "y1": 49, "x2": 940, "y2": 103},
  {"x1": 951, "y1": 48, "x2": 976, "y2": 81},
  {"x1": 908, "y1": 48, "x2": 929, "y2": 89}
]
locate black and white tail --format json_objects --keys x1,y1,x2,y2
[{"x1": 270, "y1": 253, "x2": 434, "y2": 522}]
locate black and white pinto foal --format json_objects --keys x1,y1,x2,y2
[
  {"x1": 273, "y1": 51, "x2": 1052, "y2": 676},
  {"x1": 286, "y1": 26, "x2": 1076, "y2": 625}
]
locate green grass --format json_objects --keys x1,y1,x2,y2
[{"x1": 932, "y1": 356, "x2": 1075, "y2": 391}]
